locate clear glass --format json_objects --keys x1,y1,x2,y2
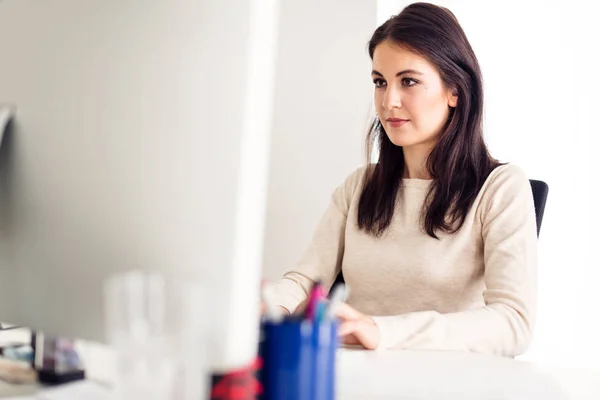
[{"x1": 104, "y1": 270, "x2": 209, "y2": 400}]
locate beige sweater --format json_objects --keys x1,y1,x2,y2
[{"x1": 269, "y1": 164, "x2": 538, "y2": 357}]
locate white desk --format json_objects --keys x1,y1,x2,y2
[
  {"x1": 337, "y1": 349, "x2": 600, "y2": 400},
  {"x1": 0, "y1": 348, "x2": 598, "y2": 399}
]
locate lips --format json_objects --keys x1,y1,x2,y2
[
  {"x1": 386, "y1": 118, "x2": 409, "y2": 122},
  {"x1": 386, "y1": 117, "x2": 409, "y2": 128}
]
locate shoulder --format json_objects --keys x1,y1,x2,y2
[
  {"x1": 331, "y1": 164, "x2": 371, "y2": 213},
  {"x1": 478, "y1": 163, "x2": 534, "y2": 217},
  {"x1": 341, "y1": 164, "x2": 371, "y2": 190},
  {"x1": 482, "y1": 163, "x2": 531, "y2": 196}
]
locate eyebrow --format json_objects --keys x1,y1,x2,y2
[{"x1": 371, "y1": 69, "x2": 424, "y2": 77}]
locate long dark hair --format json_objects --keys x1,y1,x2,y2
[{"x1": 357, "y1": 2, "x2": 500, "y2": 239}]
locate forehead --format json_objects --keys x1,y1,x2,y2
[{"x1": 372, "y1": 40, "x2": 436, "y2": 75}]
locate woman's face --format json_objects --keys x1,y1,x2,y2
[{"x1": 372, "y1": 40, "x2": 457, "y2": 150}]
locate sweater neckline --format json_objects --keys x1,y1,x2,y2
[{"x1": 401, "y1": 178, "x2": 433, "y2": 189}]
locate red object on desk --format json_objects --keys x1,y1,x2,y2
[{"x1": 210, "y1": 357, "x2": 263, "y2": 400}]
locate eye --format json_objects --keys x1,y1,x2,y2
[
  {"x1": 402, "y1": 77, "x2": 418, "y2": 87},
  {"x1": 373, "y1": 78, "x2": 387, "y2": 89}
]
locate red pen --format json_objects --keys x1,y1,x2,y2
[{"x1": 304, "y1": 280, "x2": 325, "y2": 320}]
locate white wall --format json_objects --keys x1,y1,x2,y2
[
  {"x1": 378, "y1": 0, "x2": 600, "y2": 369},
  {"x1": 262, "y1": 0, "x2": 377, "y2": 279}
]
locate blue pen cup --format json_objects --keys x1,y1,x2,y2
[{"x1": 259, "y1": 318, "x2": 338, "y2": 400}]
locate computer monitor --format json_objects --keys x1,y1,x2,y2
[{"x1": 0, "y1": 0, "x2": 279, "y2": 372}]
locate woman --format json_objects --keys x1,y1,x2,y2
[{"x1": 268, "y1": 2, "x2": 537, "y2": 357}]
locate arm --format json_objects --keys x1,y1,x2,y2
[
  {"x1": 268, "y1": 167, "x2": 365, "y2": 314},
  {"x1": 371, "y1": 165, "x2": 538, "y2": 357}
]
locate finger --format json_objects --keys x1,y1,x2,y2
[
  {"x1": 335, "y1": 303, "x2": 362, "y2": 321},
  {"x1": 350, "y1": 323, "x2": 380, "y2": 350},
  {"x1": 338, "y1": 320, "x2": 380, "y2": 350},
  {"x1": 338, "y1": 321, "x2": 362, "y2": 346},
  {"x1": 341, "y1": 333, "x2": 361, "y2": 346},
  {"x1": 338, "y1": 320, "x2": 359, "y2": 337}
]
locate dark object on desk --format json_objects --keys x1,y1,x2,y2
[
  {"x1": 32, "y1": 334, "x2": 85, "y2": 386},
  {"x1": 331, "y1": 178, "x2": 549, "y2": 291},
  {"x1": 38, "y1": 368, "x2": 85, "y2": 385}
]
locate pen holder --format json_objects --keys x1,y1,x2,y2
[{"x1": 259, "y1": 317, "x2": 338, "y2": 400}]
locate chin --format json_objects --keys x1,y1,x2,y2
[{"x1": 385, "y1": 132, "x2": 418, "y2": 148}]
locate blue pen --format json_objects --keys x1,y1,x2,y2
[{"x1": 314, "y1": 299, "x2": 327, "y2": 322}]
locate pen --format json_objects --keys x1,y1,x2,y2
[
  {"x1": 314, "y1": 299, "x2": 327, "y2": 322},
  {"x1": 304, "y1": 280, "x2": 325, "y2": 320},
  {"x1": 326, "y1": 283, "x2": 347, "y2": 320}
]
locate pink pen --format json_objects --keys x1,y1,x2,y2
[{"x1": 304, "y1": 280, "x2": 326, "y2": 320}]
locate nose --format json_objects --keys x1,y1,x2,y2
[{"x1": 382, "y1": 85, "x2": 402, "y2": 110}]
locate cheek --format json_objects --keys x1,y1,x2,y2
[
  {"x1": 374, "y1": 91, "x2": 384, "y2": 115},
  {"x1": 411, "y1": 93, "x2": 449, "y2": 132}
]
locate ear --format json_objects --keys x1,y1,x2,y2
[{"x1": 447, "y1": 89, "x2": 458, "y2": 108}]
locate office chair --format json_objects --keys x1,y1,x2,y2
[
  {"x1": 529, "y1": 179, "x2": 549, "y2": 237},
  {"x1": 330, "y1": 179, "x2": 549, "y2": 289}
]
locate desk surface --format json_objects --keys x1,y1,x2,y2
[
  {"x1": 0, "y1": 348, "x2": 598, "y2": 399},
  {"x1": 337, "y1": 349, "x2": 600, "y2": 400}
]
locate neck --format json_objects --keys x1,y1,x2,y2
[{"x1": 402, "y1": 145, "x2": 432, "y2": 180}]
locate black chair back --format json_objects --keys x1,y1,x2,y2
[{"x1": 529, "y1": 179, "x2": 549, "y2": 237}]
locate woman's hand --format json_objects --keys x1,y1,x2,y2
[{"x1": 335, "y1": 303, "x2": 381, "y2": 350}]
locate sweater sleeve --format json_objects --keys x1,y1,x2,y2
[
  {"x1": 268, "y1": 167, "x2": 365, "y2": 313},
  {"x1": 371, "y1": 165, "x2": 538, "y2": 357}
]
